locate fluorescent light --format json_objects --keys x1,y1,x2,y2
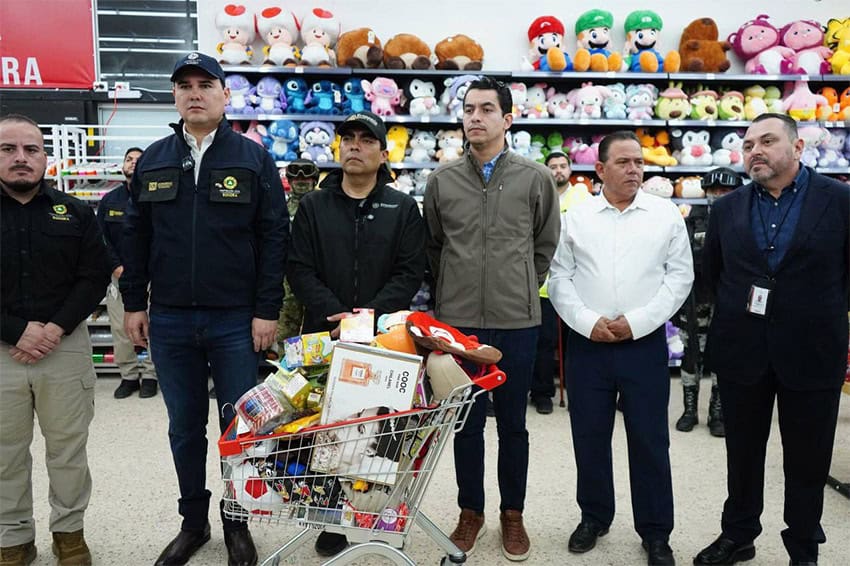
[
  {"x1": 100, "y1": 37, "x2": 188, "y2": 44},
  {"x1": 97, "y1": 10, "x2": 197, "y2": 18},
  {"x1": 100, "y1": 47, "x2": 188, "y2": 54}
]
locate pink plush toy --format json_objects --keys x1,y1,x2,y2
[
  {"x1": 256, "y1": 6, "x2": 300, "y2": 66},
  {"x1": 568, "y1": 82, "x2": 613, "y2": 119},
  {"x1": 566, "y1": 136, "x2": 599, "y2": 165},
  {"x1": 727, "y1": 15, "x2": 796, "y2": 74},
  {"x1": 779, "y1": 20, "x2": 833, "y2": 75},
  {"x1": 362, "y1": 77, "x2": 402, "y2": 116},
  {"x1": 215, "y1": 4, "x2": 255, "y2": 64},
  {"x1": 546, "y1": 87, "x2": 573, "y2": 118},
  {"x1": 782, "y1": 80, "x2": 829, "y2": 121},
  {"x1": 298, "y1": 8, "x2": 339, "y2": 66}
]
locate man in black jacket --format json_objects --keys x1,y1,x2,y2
[
  {"x1": 121, "y1": 52, "x2": 288, "y2": 566},
  {"x1": 286, "y1": 111, "x2": 426, "y2": 556},
  {"x1": 694, "y1": 113, "x2": 850, "y2": 566}
]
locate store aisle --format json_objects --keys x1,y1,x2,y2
[{"x1": 25, "y1": 379, "x2": 849, "y2": 565}]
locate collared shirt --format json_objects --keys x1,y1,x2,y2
[
  {"x1": 750, "y1": 165, "x2": 808, "y2": 273},
  {"x1": 548, "y1": 189, "x2": 694, "y2": 339},
  {"x1": 182, "y1": 126, "x2": 217, "y2": 183},
  {"x1": 480, "y1": 148, "x2": 506, "y2": 184},
  {"x1": 1, "y1": 183, "x2": 111, "y2": 344}
]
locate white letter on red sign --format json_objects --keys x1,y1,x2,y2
[
  {"x1": 24, "y1": 58, "x2": 43, "y2": 86},
  {"x1": 2, "y1": 57, "x2": 21, "y2": 85}
]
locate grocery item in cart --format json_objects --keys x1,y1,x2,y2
[{"x1": 234, "y1": 382, "x2": 297, "y2": 435}]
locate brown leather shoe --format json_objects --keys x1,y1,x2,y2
[
  {"x1": 0, "y1": 541, "x2": 36, "y2": 566},
  {"x1": 500, "y1": 509, "x2": 530, "y2": 561},
  {"x1": 449, "y1": 508, "x2": 486, "y2": 555},
  {"x1": 52, "y1": 530, "x2": 91, "y2": 566}
]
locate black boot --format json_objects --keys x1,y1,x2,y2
[
  {"x1": 708, "y1": 386, "x2": 725, "y2": 437},
  {"x1": 675, "y1": 384, "x2": 699, "y2": 432}
]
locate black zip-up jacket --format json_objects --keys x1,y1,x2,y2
[
  {"x1": 95, "y1": 181, "x2": 130, "y2": 271},
  {"x1": 120, "y1": 119, "x2": 288, "y2": 320},
  {"x1": 287, "y1": 168, "x2": 427, "y2": 333}
]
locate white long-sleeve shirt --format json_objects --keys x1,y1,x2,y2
[{"x1": 548, "y1": 189, "x2": 694, "y2": 340}]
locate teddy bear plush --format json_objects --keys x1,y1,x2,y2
[
  {"x1": 727, "y1": 15, "x2": 795, "y2": 74},
  {"x1": 435, "y1": 129, "x2": 464, "y2": 163},
  {"x1": 383, "y1": 33, "x2": 434, "y2": 70},
  {"x1": 435, "y1": 34, "x2": 484, "y2": 71},
  {"x1": 336, "y1": 28, "x2": 383, "y2": 68},
  {"x1": 362, "y1": 77, "x2": 402, "y2": 116},
  {"x1": 215, "y1": 4, "x2": 255, "y2": 64},
  {"x1": 655, "y1": 83, "x2": 692, "y2": 120},
  {"x1": 678, "y1": 17, "x2": 731, "y2": 73},
  {"x1": 256, "y1": 6, "x2": 299, "y2": 66},
  {"x1": 298, "y1": 8, "x2": 340, "y2": 67},
  {"x1": 779, "y1": 20, "x2": 833, "y2": 75},
  {"x1": 522, "y1": 15, "x2": 574, "y2": 71},
  {"x1": 623, "y1": 10, "x2": 680, "y2": 73},
  {"x1": 573, "y1": 9, "x2": 623, "y2": 72}
]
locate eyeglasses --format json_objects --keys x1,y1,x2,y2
[
  {"x1": 702, "y1": 170, "x2": 741, "y2": 188},
  {"x1": 285, "y1": 161, "x2": 319, "y2": 179}
]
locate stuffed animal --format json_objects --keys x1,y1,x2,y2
[
  {"x1": 655, "y1": 83, "x2": 692, "y2": 120},
  {"x1": 305, "y1": 80, "x2": 342, "y2": 115},
  {"x1": 764, "y1": 85, "x2": 784, "y2": 113},
  {"x1": 254, "y1": 77, "x2": 285, "y2": 114},
  {"x1": 717, "y1": 91, "x2": 745, "y2": 120},
  {"x1": 412, "y1": 169, "x2": 432, "y2": 196},
  {"x1": 407, "y1": 130, "x2": 437, "y2": 163},
  {"x1": 797, "y1": 125, "x2": 827, "y2": 168},
  {"x1": 687, "y1": 88, "x2": 718, "y2": 120},
  {"x1": 671, "y1": 129, "x2": 713, "y2": 166},
  {"x1": 284, "y1": 78, "x2": 309, "y2": 113},
  {"x1": 298, "y1": 8, "x2": 339, "y2": 67},
  {"x1": 383, "y1": 33, "x2": 434, "y2": 70},
  {"x1": 386, "y1": 125, "x2": 410, "y2": 163},
  {"x1": 674, "y1": 176, "x2": 705, "y2": 198},
  {"x1": 573, "y1": 9, "x2": 623, "y2": 72},
  {"x1": 743, "y1": 85, "x2": 769, "y2": 120},
  {"x1": 259, "y1": 119, "x2": 299, "y2": 161},
  {"x1": 678, "y1": 17, "x2": 731, "y2": 73},
  {"x1": 636, "y1": 128, "x2": 678, "y2": 166},
  {"x1": 544, "y1": 132, "x2": 566, "y2": 158},
  {"x1": 642, "y1": 175, "x2": 674, "y2": 198},
  {"x1": 509, "y1": 82, "x2": 528, "y2": 117},
  {"x1": 523, "y1": 15, "x2": 574, "y2": 71},
  {"x1": 568, "y1": 82, "x2": 612, "y2": 119},
  {"x1": 623, "y1": 10, "x2": 680, "y2": 73},
  {"x1": 625, "y1": 83, "x2": 658, "y2": 120},
  {"x1": 779, "y1": 20, "x2": 832, "y2": 75},
  {"x1": 818, "y1": 129, "x2": 849, "y2": 168},
  {"x1": 782, "y1": 80, "x2": 829, "y2": 121},
  {"x1": 435, "y1": 129, "x2": 464, "y2": 163},
  {"x1": 546, "y1": 87, "x2": 573, "y2": 118},
  {"x1": 710, "y1": 128, "x2": 745, "y2": 167},
  {"x1": 523, "y1": 84, "x2": 550, "y2": 118},
  {"x1": 817, "y1": 87, "x2": 842, "y2": 121},
  {"x1": 727, "y1": 15, "x2": 795, "y2": 74},
  {"x1": 829, "y1": 23, "x2": 850, "y2": 75},
  {"x1": 435, "y1": 34, "x2": 484, "y2": 70},
  {"x1": 442, "y1": 75, "x2": 480, "y2": 119},
  {"x1": 215, "y1": 4, "x2": 254, "y2": 64},
  {"x1": 232, "y1": 120, "x2": 264, "y2": 147},
  {"x1": 225, "y1": 75, "x2": 256, "y2": 114},
  {"x1": 825, "y1": 18, "x2": 850, "y2": 51},
  {"x1": 404, "y1": 79, "x2": 441, "y2": 117},
  {"x1": 393, "y1": 171, "x2": 414, "y2": 194},
  {"x1": 341, "y1": 79, "x2": 367, "y2": 113},
  {"x1": 566, "y1": 136, "x2": 598, "y2": 165},
  {"x1": 299, "y1": 121, "x2": 335, "y2": 162},
  {"x1": 512, "y1": 131, "x2": 533, "y2": 157},
  {"x1": 362, "y1": 77, "x2": 402, "y2": 116},
  {"x1": 256, "y1": 6, "x2": 300, "y2": 66},
  {"x1": 528, "y1": 134, "x2": 546, "y2": 162},
  {"x1": 336, "y1": 28, "x2": 383, "y2": 68},
  {"x1": 838, "y1": 86, "x2": 850, "y2": 120},
  {"x1": 603, "y1": 83, "x2": 628, "y2": 119}
]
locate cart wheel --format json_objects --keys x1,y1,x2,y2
[{"x1": 441, "y1": 555, "x2": 465, "y2": 565}]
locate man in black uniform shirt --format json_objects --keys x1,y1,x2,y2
[
  {"x1": 0, "y1": 114, "x2": 111, "y2": 566},
  {"x1": 95, "y1": 146, "x2": 159, "y2": 399}
]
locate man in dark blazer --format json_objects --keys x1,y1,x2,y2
[{"x1": 694, "y1": 113, "x2": 850, "y2": 566}]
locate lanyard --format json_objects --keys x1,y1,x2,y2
[{"x1": 756, "y1": 186, "x2": 800, "y2": 253}]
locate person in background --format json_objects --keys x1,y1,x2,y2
[
  {"x1": 0, "y1": 113, "x2": 111, "y2": 566},
  {"x1": 121, "y1": 52, "x2": 288, "y2": 566},
  {"x1": 423, "y1": 76, "x2": 560, "y2": 562},
  {"x1": 549, "y1": 131, "x2": 693, "y2": 566},
  {"x1": 95, "y1": 146, "x2": 158, "y2": 399},
  {"x1": 286, "y1": 111, "x2": 426, "y2": 557},
  {"x1": 694, "y1": 114, "x2": 849, "y2": 566}
]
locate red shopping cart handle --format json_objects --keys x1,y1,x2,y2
[{"x1": 471, "y1": 365, "x2": 506, "y2": 391}]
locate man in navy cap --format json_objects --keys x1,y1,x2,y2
[{"x1": 121, "y1": 52, "x2": 289, "y2": 566}]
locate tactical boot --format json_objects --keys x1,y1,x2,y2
[
  {"x1": 675, "y1": 384, "x2": 699, "y2": 432},
  {"x1": 708, "y1": 386, "x2": 725, "y2": 437}
]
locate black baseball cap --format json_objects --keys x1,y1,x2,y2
[
  {"x1": 170, "y1": 52, "x2": 226, "y2": 85},
  {"x1": 336, "y1": 111, "x2": 387, "y2": 149}
]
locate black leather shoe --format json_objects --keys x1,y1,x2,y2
[
  {"x1": 154, "y1": 524, "x2": 211, "y2": 566},
  {"x1": 693, "y1": 536, "x2": 755, "y2": 565},
  {"x1": 315, "y1": 531, "x2": 348, "y2": 557},
  {"x1": 533, "y1": 397, "x2": 554, "y2": 414},
  {"x1": 568, "y1": 521, "x2": 609, "y2": 553},
  {"x1": 224, "y1": 528, "x2": 257, "y2": 566},
  {"x1": 789, "y1": 561, "x2": 817, "y2": 565},
  {"x1": 643, "y1": 540, "x2": 675, "y2": 565}
]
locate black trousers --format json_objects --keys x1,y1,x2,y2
[
  {"x1": 717, "y1": 367, "x2": 842, "y2": 563},
  {"x1": 530, "y1": 297, "x2": 562, "y2": 400}
]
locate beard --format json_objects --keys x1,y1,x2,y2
[
  {"x1": 556, "y1": 178, "x2": 570, "y2": 189},
  {"x1": 0, "y1": 176, "x2": 41, "y2": 194}
]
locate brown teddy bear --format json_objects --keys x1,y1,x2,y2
[
  {"x1": 678, "y1": 17, "x2": 732, "y2": 73},
  {"x1": 383, "y1": 33, "x2": 434, "y2": 69},
  {"x1": 434, "y1": 34, "x2": 484, "y2": 70},
  {"x1": 336, "y1": 27, "x2": 383, "y2": 68}
]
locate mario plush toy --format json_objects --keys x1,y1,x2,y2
[
  {"x1": 623, "y1": 10, "x2": 681, "y2": 73},
  {"x1": 524, "y1": 16, "x2": 574, "y2": 72},
  {"x1": 574, "y1": 9, "x2": 623, "y2": 72}
]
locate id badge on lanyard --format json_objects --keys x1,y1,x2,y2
[{"x1": 746, "y1": 278, "x2": 775, "y2": 318}]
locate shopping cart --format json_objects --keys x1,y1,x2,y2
[{"x1": 219, "y1": 364, "x2": 506, "y2": 565}]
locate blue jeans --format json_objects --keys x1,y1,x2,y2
[
  {"x1": 453, "y1": 327, "x2": 538, "y2": 513},
  {"x1": 149, "y1": 305, "x2": 259, "y2": 532}
]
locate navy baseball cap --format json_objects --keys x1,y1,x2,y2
[
  {"x1": 170, "y1": 52, "x2": 226, "y2": 85},
  {"x1": 336, "y1": 111, "x2": 388, "y2": 149}
]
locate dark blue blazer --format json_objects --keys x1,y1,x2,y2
[{"x1": 704, "y1": 167, "x2": 849, "y2": 390}]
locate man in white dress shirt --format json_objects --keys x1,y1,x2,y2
[{"x1": 548, "y1": 131, "x2": 693, "y2": 566}]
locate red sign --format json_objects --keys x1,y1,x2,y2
[{"x1": 0, "y1": 0, "x2": 96, "y2": 89}]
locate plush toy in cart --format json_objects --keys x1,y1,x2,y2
[
  {"x1": 573, "y1": 9, "x2": 623, "y2": 72},
  {"x1": 622, "y1": 10, "x2": 680, "y2": 73},
  {"x1": 215, "y1": 4, "x2": 255, "y2": 64},
  {"x1": 522, "y1": 15, "x2": 574, "y2": 72},
  {"x1": 256, "y1": 6, "x2": 300, "y2": 66}
]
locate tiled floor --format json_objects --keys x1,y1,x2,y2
[{"x1": 24, "y1": 378, "x2": 850, "y2": 565}]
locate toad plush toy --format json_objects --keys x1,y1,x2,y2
[
  {"x1": 256, "y1": 6, "x2": 299, "y2": 66},
  {"x1": 215, "y1": 4, "x2": 255, "y2": 64},
  {"x1": 574, "y1": 9, "x2": 623, "y2": 72},
  {"x1": 298, "y1": 8, "x2": 339, "y2": 67},
  {"x1": 623, "y1": 10, "x2": 680, "y2": 72},
  {"x1": 523, "y1": 16, "x2": 574, "y2": 71}
]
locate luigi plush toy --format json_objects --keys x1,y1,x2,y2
[
  {"x1": 623, "y1": 9, "x2": 681, "y2": 73},
  {"x1": 574, "y1": 9, "x2": 623, "y2": 72}
]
